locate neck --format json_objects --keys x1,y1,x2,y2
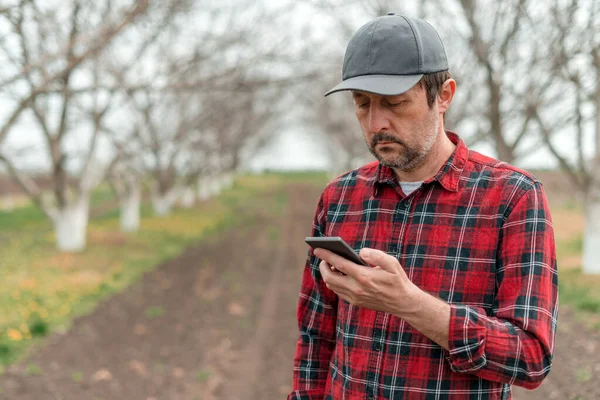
[{"x1": 393, "y1": 128, "x2": 456, "y2": 182}]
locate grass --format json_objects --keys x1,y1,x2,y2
[
  {"x1": 145, "y1": 306, "x2": 165, "y2": 319},
  {"x1": 575, "y1": 367, "x2": 592, "y2": 383},
  {"x1": 0, "y1": 173, "x2": 303, "y2": 367},
  {"x1": 71, "y1": 371, "x2": 84, "y2": 383},
  {"x1": 195, "y1": 370, "x2": 211, "y2": 383},
  {"x1": 25, "y1": 363, "x2": 42, "y2": 376}
]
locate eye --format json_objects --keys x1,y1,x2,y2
[
  {"x1": 387, "y1": 101, "x2": 405, "y2": 108},
  {"x1": 357, "y1": 101, "x2": 370, "y2": 109}
]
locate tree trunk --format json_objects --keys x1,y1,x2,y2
[
  {"x1": 488, "y1": 76, "x2": 514, "y2": 163},
  {"x1": 583, "y1": 88, "x2": 600, "y2": 274},
  {"x1": 180, "y1": 186, "x2": 195, "y2": 208},
  {"x1": 583, "y1": 193, "x2": 600, "y2": 274},
  {"x1": 120, "y1": 184, "x2": 141, "y2": 233},
  {"x1": 595, "y1": 86, "x2": 600, "y2": 160},
  {"x1": 197, "y1": 177, "x2": 210, "y2": 201},
  {"x1": 224, "y1": 172, "x2": 235, "y2": 189},
  {"x1": 152, "y1": 191, "x2": 175, "y2": 217},
  {"x1": 210, "y1": 176, "x2": 222, "y2": 196},
  {"x1": 53, "y1": 196, "x2": 89, "y2": 252}
]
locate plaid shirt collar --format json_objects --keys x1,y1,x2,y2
[{"x1": 373, "y1": 131, "x2": 468, "y2": 195}]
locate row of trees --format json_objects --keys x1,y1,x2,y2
[
  {"x1": 0, "y1": 0, "x2": 307, "y2": 251},
  {"x1": 1, "y1": 0, "x2": 599, "y2": 274}
]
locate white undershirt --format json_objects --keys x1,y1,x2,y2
[{"x1": 399, "y1": 181, "x2": 423, "y2": 196}]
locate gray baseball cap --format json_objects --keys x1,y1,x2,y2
[{"x1": 325, "y1": 13, "x2": 449, "y2": 97}]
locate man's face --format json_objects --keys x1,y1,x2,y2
[{"x1": 352, "y1": 85, "x2": 440, "y2": 172}]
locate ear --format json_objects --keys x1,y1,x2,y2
[{"x1": 437, "y1": 79, "x2": 456, "y2": 114}]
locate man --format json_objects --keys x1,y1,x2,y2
[{"x1": 288, "y1": 13, "x2": 558, "y2": 400}]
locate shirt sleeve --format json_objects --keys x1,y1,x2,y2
[
  {"x1": 446, "y1": 180, "x2": 558, "y2": 389},
  {"x1": 288, "y1": 191, "x2": 338, "y2": 400}
]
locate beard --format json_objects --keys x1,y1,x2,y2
[{"x1": 365, "y1": 109, "x2": 439, "y2": 172}]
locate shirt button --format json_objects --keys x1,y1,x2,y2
[
  {"x1": 374, "y1": 342, "x2": 383, "y2": 351},
  {"x1": 367, "y1": 393, "x2": 375, "y2": 400}
]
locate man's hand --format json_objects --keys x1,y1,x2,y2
[
  {"x1": 315, "y1": 247, "x2": 421, "y2": 318},
  {"x1": 315, "y1": 247, "x2": 451, "y2": 349}
]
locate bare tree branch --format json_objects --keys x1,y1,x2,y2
[{"x1": 0, "y1": 152, "x2": 57, "y2": 220}]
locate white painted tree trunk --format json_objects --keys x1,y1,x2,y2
[
  {"x1": 218, "y1": 175, "x2": 228, "y2": 192},
  {"x1": 180, "y1": 187, "x2": 195, "y2": 208},
  {"x1": 53, "y1": 197, "x2": 90, "y2": 252},
  {"x1": 583, "y1": 86, "x2": 600, "y2": 273},
  {"x1": 120, "y1": 185, "x2": 141, "y2": 233},
  {"x1": 583, "y1": 195, "x2": 600, "y2": 274},
  {"x1": 210, "y1": 176, "x2": 222, "y2": 196},
  {"x1": 224, "y1": 172, "x2": 234, "y2": 189},
  {"x1": 198, "y1": 177, "x2": 211, "y2": 201},
  {"x1": 152, "y1": 192, "x2": 175, "y2": 217}
]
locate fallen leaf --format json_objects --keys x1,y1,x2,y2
[
  {"x1": 228, "y1": 302, "x2": 246, "y2": 316},
  {"x1": 134, "y1": 324, "x2": 147, "y2": 335},
  {"x1": 201, "y1": 287, "x2": 222, "y2": 301},
  {"x1": 92, "y1": 369, "x2": 112, "y2": 381},
  {"x1": 129, "y1": 360, "x2": 148, "y2": 377}
]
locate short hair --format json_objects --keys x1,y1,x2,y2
[{"x1": 417, "y1": 70, "x2": 452, "y2": 108}]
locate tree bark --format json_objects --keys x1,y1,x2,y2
[
  {"x1": 209, "y1": 175, "x2": 222, "y2": 197},
  {"x1": 53, "y1": 195, "x2": 89, "y2": 252},
  {"x1": 582, "y1": 86, "x2": 600, "y2": 274},
  {"x1": 152, "y1": 190, "x2": 175, "y2": 217},
  {"x1": 488, "y1": 74, "x2": 514, "y2": 163},
  {"x1": 583, "y1": 197, "x2": 600, "y2": 274},
  {"x1": 120, "y1": 183, "x2": 141, "y2": 233},
  {"x1": 180, "y1": 186, "x2": 195, "y2": 208},
  {"x1": 197, "y1": 177, "x2": 211, "y2": 201}
]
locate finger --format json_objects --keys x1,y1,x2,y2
[
  {"x1": 359, "y1": 248, "x2": 401, "y2": 273},
  {"x1": 319, "y1": 259, "x2": 331, "y2": 281},
  {"x1": 317, "y1": 256, "x2": 339, "y2": 275},
  {"x1": 319, "y1": 261, "x2": 349, "y2": 294},
  {"x1": 314, "y1": 248, "x2": 366, "y2": 280},
  {"x1": 319, "y1": 260, "x2": 336, "y2": 290}
]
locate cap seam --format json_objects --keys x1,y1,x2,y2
[
  {"x1": 401, "y1": 15, "x2": 421, "y2": 73},
  {"x1": 366, "y1": 18, "x2": 382, "y2": 75}
]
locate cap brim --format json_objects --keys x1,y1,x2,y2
[{"x1": 324, "y1": 74, "x2": 424, "y2": 97}]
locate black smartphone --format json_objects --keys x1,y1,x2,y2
[{"x1": 305, "y1": 236, "x2": 368, "y2": 266}]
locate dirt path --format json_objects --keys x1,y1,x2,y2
[
  {"x1": 512, "y1": 307, "x2": 600, "y2": 400},
  {"x1": 218, "y1": 183, "x2": 315, "y2": 399},
  {"x1": 0, "y1": 182, "x2": 598, "y2": 399}
]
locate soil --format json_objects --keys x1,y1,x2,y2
[{"x1": 0, "y1": 182, "x2": 598, "y2": 399}]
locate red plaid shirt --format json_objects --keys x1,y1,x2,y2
[{"x1": 289, "y1": 132, "x2": 558, "y2": 400}]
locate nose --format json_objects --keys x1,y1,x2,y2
[{"x1": 367, "y1": 103, "x2": 390, "y2": 134}]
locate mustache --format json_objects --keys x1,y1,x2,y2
[{"x1": 371, "y1": 133, "x2": 405, "y2": 147}]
